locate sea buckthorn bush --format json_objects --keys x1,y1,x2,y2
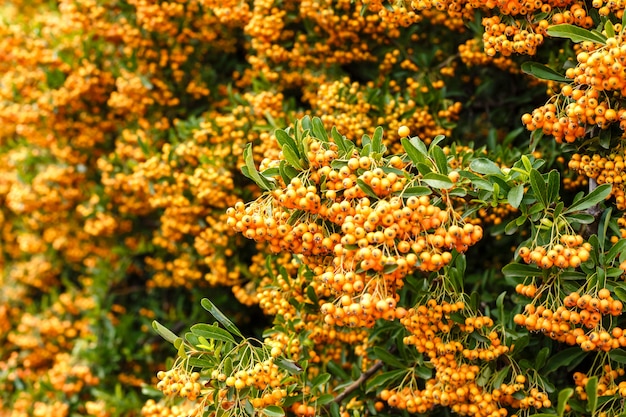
[{"x1": 5, "y1": 0, "x2": 626, "y2": 417}]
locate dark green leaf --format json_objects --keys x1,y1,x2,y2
[
  {"x1": 315, "y1": 394, "x2": 335, "y2": 406},
  {"x1": 586, "y1": 376, "x2": 598, "y2": 414},
  {"x1": 547, "y1": 170, "x2": 560, "y2": 202},
  {"x1": 609, "y1": 349, "x2": 626, "y2": 364},
  {"x1": 430, "y1": 145, "x2": 449, "y2": 174},
  {"x1": 502, "y1": 262, "x2": 542, "y2": 278},
  {"x1": 365, "y1": 370, "x2": 407, "y2": 392},
  {"x1": 521, "y1": 62, "x2": 569, "y2": 83},
  {"x1": 357, "y1": 179, "x2": 379, "y2": 199},
  {"x1": 565, "y1": 183, "x2": 612, "y2": 213},
  {"x1": 542, "y1": 348, "x2": 588, "y2": 375},
  {"x1": 372, "y1": 347, "x2": 406, "y2": 369},
  {"x1": 547, "y1": 24, "x2": 607, "y2": 44},
  {"x1": 276, "y1": 358, "x2": 304, "y2": 374},
  {"x1": 529, "y1": 169, "x2": 548, "y2": 208}
]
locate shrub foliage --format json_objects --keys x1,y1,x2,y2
[{"x1": 3, "y1": 1, "x2": 626, "y2": 417}]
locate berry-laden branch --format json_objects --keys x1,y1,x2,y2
[{"x1": 330, "y1": 360, "x2": 385, "y2": 407}]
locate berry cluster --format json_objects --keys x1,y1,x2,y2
[
  {"x1": 517, "y1": 234, "x2": 591, "y2": 269},
  {"x1": 523, "y1": 30, "x2": 626, "y2": 144},
  {"x1": 569, "y1": 152, "x2": 626, "y2": 209},
  {"x1": 514, "y1": 290, "x2": 624, "y2": 351},
  {"x1": 228, "y1": 126, "x2": 483, "y2": 327}
]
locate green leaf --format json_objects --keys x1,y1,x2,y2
[
  {"x1": 152, "y1": 320, "x2": 179, "y2": 344},
  {"x1": 282, "y1": 143, "x2": 305, "y2": 170},
  {"x1": 275, "y1": 129, "x2": 299, "y2": 156},
  {"x1": 262, "y1": 405, "x2": 285, "y2": 417},
  {"x1": 535, "y1": 347, "x2": 550, "y2": 370},
  {"x1": 547, "y1": 170, "x2": 560, "y2": 202},
  {"x1": 400, "y1": 186, "x2": 432, "y2": 197},
  {"x1": 402, "y1": 137, "x2": 427, "y2": 166},
  {"x1": 564, "y1": 183, "x2": 612, "y2": 213},
  {"x1": 547, "y1": 24, "x2": 607, "y2": 44},
  {"x1": 372, "y1": 347, "x2": 406, "y2": 369},
  {"x1": 422, "y1": 172, "x2": 454, "y2": 189},
  {"x1": 242, "y1": 143, "x2": 275, "y2": 191},
  {"x1": 430, "y1": 145, "x2": 449, "y2": 174},
  {"x1": 529, "y1": 169, "x2": 548, "y2": 208},
  {"x1": 276, "y1": 358, "x2": 304, "y2": 374},
  {"x1": 502, "y1": 262, "x2": 542, "y2": 278},
  {"x1": 605, "y1": 19, "x2": 616, "y2": 38},
  {"x1": 201, "y1": 298, "x2": 243, "y2": 338},
  {"x1": 609, "y1": 349, "x2": 626, "y2": 364},
  {"x1": 586, "y1": 376, "x2": 598, "y2": 414},
  {"x1": 508, "y1": 184, "x2": 524, "y2": 209},
  {"x1": 521, "y1": 62, "x2": 570, "y2": 83},
  {"x1": 365, "y1": 369, "x2": 407, "y2": 392},
  {"x1": 190, "y1": 323, "x2": 236, "y2": 344},
  {"x1": 557, "y1": 388, "x2": 574, "y2": 417},
  {"x1": 371, "y1": 126, "x2": 384, "y2": 154},
  {"x1": 357, "y1": 179, "x2": 379, "y2": 199},
  {"x1": 542, "y1": 348, "x2": 588, "y2": 375},
  {"x1": 315, "y1": 394, "x2": 335, "y2": 406},
  {"x1": 311, "y1": 117, "x2": 329, "y2": 143},
  {"x1": 470, "y1": 158, "x2": 502, "y2": 175},
  {"x1": 311, "y1": 373, "x2": 331, "y2": 389}
]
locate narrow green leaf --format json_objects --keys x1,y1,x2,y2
[
  {"x1": 201, "y1": 298, "x2": 243, "y2": 338},
  {"x1": 311, "y1": 117, "x2": 329, "y2": 142},
  {"x1": 152, "y1": 320, "x2": 178, "y2": 344},
  {"x1": 401, "y1": 137, "x2": 426, "y2": 166},
  {"x1": 470, "y1": 158, "x2": 502, "y2": 175},
  {"x1": 282, "y1": 144, "x2": 305, "y2": 170},
  {"x1": 557, "y1": 388, "x2": 574, "y2": 417},
  {"x1": 502, "y1": 262, "x2": 542, "y2": 278},
  {"x1": 586, "y1": 376, "x2": 598, "y2": 414},
  {"x1": 605, "y1": 19, "x2": 616, "y2": 39},
  {"x1": 191, "y1": 323, "x2": 236, "y2": 344},
  {"x1": 262, "y1": 405, "x2": 285, "y2": 417},
  {"x1": 610, "y1": 349, "x2": 626, "y2": 365},
  {"x1": 331, "y1": 126, "x2": 348, "y2": 156},
  {"x1": 508, "y1": 184, "x2": 524, "y2": 209},
  {"x1": 275, "y1": 129, "x2": 299, "y2": 155},
  {"x1": 276, "y1": 358, "x2": 304, "y2": 374},
  {"x1": 371, "y1": 126, "x2": 384, "y2": 154},
  {"x1": 422, "y1": 172, "x2": 454, "y2": 189},
  {"x1": 400, "y1": 186, "x2": 432, "y2": 197},
  {"x1": 315, "y1": 394, "x2": 335, "y2": 406},
  {"x1": 372, "y1": 347, "x2": 405, "y2": 369},
  {"x1": 542, "y1": 348, "x2": 588, "y2": 375},
  {"x1": 242, "y1": 143, "x2": 275, "y2": 191},
  {"x1": 529, "y1": 169, "x2": 548, "y2": 208},
  {"x1": 564, "y1": 183, "x2": 612, "y2": 213},
  {"x1": 521, "y1": 62, "x2": 570, "y2": 83},
  {"x1": 430, "y1": 145, "x2": 449, "y2": 174},
  {"x1": 547, "y1": 24, "x2": 607, "y2": 44},
  {"x1": 365, "y1": 370, "x2": 407, "y2": 392},
  {"x1": 311, "y1": 373, "x2": 332, "y2": 388},
  {"x1": 357, "y1": 179, "x2": 380, "y2": 199},
  {"x1": 547, "y1": 170, "x2": 560, "y2": 202}
]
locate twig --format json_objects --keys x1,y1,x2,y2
[{"x1": 332, "y1": 359, "x2": 385, "y2": 405}]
